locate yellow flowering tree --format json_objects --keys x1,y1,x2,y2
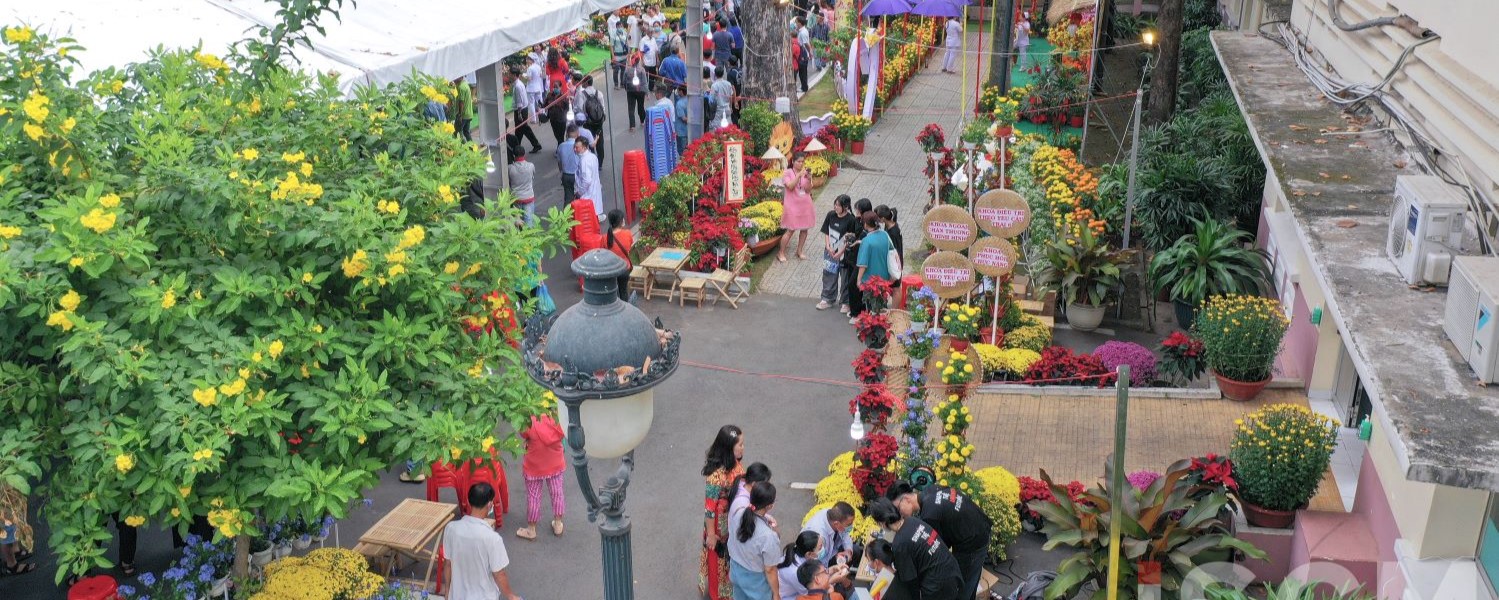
[{"x1": 0, "y1": 28, "x2": 568, "y2": 581}]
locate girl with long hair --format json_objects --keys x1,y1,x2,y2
[
  {"x1": 700, "y1": 425, "x2": 745, "y2": 600},
  {"x1": 729, "y1": 483, "x2": 781, "y2": 600},
  {"x1": 602, "y1": 209, "x2": 634, "y2": 301},
  {"x1": 775, "y1": 531, "x2": 822, "y2": 599}
]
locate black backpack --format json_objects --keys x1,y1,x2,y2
[{"x1": 585, "y1": 90, "x2": 606, "y2": 124}]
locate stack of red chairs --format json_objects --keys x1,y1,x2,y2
[
  {"x1": 568, "y1": 199, "x2": 601, "y2": 260},
  {"x1": 899, "y1": 274, "x2": 925, "y2": 309},
  {"x1": 621, "y1": 150, "x2": 649, "y2": 222},
  {"x1": 424, "y1": 449, "x2": 509, "y2": 519}
]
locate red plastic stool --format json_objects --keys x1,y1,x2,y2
[
  {"x1": 898, "y1": 274, "x2": 925, "y2": 309},
  {"x1": 459, "y1": 447, "x2": 510, "y2": 527},
  {"x1": 621, "y1": 150, "x2": 649, "y2": 222},
  {"x1": 68, "y1": 575, "x2": 118, "y2": 600},
  {"x1": 425, "y1": 461, "x2": 466, "y2": 511}
]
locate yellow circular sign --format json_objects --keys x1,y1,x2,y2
[
  {"x1": 974, "y1": 189, "x2": 1031, "y2": 238},
  {"x1": 921, "y1": 205, "x2": 979, "y2": 251},
  {"x1": 920, "y1": 251, "x2": 977, "y2": 299}
]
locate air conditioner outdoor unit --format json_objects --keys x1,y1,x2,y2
[
  {"x1": 1443, "y1": 256, "x2": 1499, "y2": 383},
  {"x1": 1385, "y1": 176, "x2": 1472, "y2": 285}
]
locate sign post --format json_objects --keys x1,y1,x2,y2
[{"x1": 723, "y1": 141, "x2": 745, "y2": 205}]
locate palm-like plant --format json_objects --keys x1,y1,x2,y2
[
  {"x1": 1033, "y1": 459, "x2": 1266, "y2": 600},
  {"x1": 1205, "y1": 579, "x2": 1374, "y2": 600},
  {"x1": 1149, "y1": 218, "x2": 1269, "y2": 309}
]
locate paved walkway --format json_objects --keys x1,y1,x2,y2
[{"x1": 759, "y1": 32, "x2": 985, "y2": 298}]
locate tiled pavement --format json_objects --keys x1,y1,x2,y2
[
  {"x1": 759, "y1": 32, "x2": 982, "y2": 298},
  {"x1": 963, "y1": 387, "x2": 1345, "y2": 511}
]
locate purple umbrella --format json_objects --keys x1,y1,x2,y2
[
  {"x1": 861, "y1": 0, "x2": 915, "y2": 17},
  {"x1": 909, "y1": 0, "x2": 971, "y2": 18}
]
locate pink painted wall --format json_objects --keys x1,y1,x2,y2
[
  {"x1": 1353, "y1": 450, "x2": 1407, "y2": 598},
  {"x1": 1287, "y1": 284, "x2": 1319, "y2": 387},
  {"x1": 1241, "y1": 526, "x2": 1295, "y2": 583}
]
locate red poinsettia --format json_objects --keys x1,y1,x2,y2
[
  {"x1": 916, "y1": 123, "x2": 946, "y2": 153},
  {"x1": 1188, "y1": 453, "x2": 1238, "y2": 491},
  {"x1": 1017, "y1": 475, "x2": 1088, "y2": 526},
  {"x1": 854, "y1": 312, "x2": 891, "y2": 346},
  {"x1": 850, "y1": 383, "x2": 898, "y2": 427},
  {"x1": 1022, "y1": 347, "x2": 1114, "y2": 387},
  {"x1": 853, "y1": 349, "x2": 885, "y2": 384}
]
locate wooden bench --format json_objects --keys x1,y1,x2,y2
[{"x1": 680, "y1": 247, "x2": 751, "y2": 308}]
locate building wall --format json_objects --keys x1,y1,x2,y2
[
  {"x1": 1285, "y1": 0, "x2": 1499, "y2": 240},
  {"x1": 1364, "y1": 415, "x2": 1487, "y2": 560},
  {"x1": 1258, "y1": 176, "x2": 1340, "y2": 395}
]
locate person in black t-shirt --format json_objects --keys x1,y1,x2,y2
[
  {"x1": 841, "y1": 198, "x2": 873, "y2": 318},
  {"x1": 817, "y1": 195, "x2": 857, "y2": 311},
  {"x1": 886, "y1": 482, "x2": 990, "y2": 600},
  {"x1": 868, "y1": 498, "x2": 964, "y2": 600}
]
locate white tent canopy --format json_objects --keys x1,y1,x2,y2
[{"x1": 6, "y1": 0, "x2": 629, "y2": 92}]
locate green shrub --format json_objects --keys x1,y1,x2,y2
[{"x1": 739, "y1": 101, "x2": 782, "y2": 155}]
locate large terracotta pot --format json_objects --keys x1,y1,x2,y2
[
  {"x1": 1242, "y1": 501, "x2": 1298, "y2": 529},
  {"x1": 749, "y1": 233, "x2": 783, "y2": 257},
  {"x1": 1213, "y1": 370, "x2": 1271, "y2": 402},
  {"x1": 1066, "y1": 302, "x2": 1105, "y2": 332}
]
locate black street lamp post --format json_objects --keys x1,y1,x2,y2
[{"x1": 520, "y1": 249, "x2": 681, "y2": 600}]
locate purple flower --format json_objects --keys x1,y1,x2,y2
[
  {"x1": 117, "y1": 585, "x2": 137, "y2": 598},
  {"x1": 1092, "y1": 341, "x2": 1157, "y2": 386},
  {"x1": 138, "y1": 572, "x2": 156, "y2": 586},
  {"x1": 163, "y1": 567, "x2": 187, "y2": 581},
  {"x1": 1126, "y1": 470, "x2": 1162, "y2": 490},
  {"x1": 362, "y1": 497, "x2": 375, "y2": 508}
]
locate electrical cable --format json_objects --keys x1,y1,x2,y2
[{"x1": 1326, "y1": 0, "x2": 1397, "y2": 32}]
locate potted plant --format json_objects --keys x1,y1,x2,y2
[
  {"x1": 1149, "y1": 218, "x2": 1269, "y2": 329},
  {"x1": 907, "y1": 287, "x2": 934, "y2": 332},
  {"x1": 855, "y1": 312, "x2": 891, "y2": 349},
  {"x1": 1034, "y1": 228, "x2": 1122, "y2": 332},
  {"x1": 1156, "y1": 331, "x2": 1207, "y2": 387},
  {"x1": 1194, "y1": 294, "x2": 1288, "y2": 401},
  {"x1": 738, "y1": 200, "x2": 784, "y2": 257},
  {"x1": 916, "y1": 123, "x2": 946, "y2": 158},
  {"x1": 897, "y1": 328, "x2": 941, "y2": 361},
  {"x1": 833, "y1": 102, "x2": 871, "y2": 154},
  {"x1": 853, "y1": 348, "x2": 886, "y2": 384},
  {"x1": 859, "y1": 276, "x2": 896, "y2": 313},
  {"x1": 938, "y1": 302, "x2": 981, "y2": 350},
  {"x1": 1230, "y1": 403, "x2": 1339, "y2": 528},
  {"x1": 805, "y1": 154, "x2": 832, "y2": 187},
  {"x1": 991, "y1": 95, "x2": 1020, "y2": 138},
  {"x1": 961, "y1": 116, "x2": 992, "y2": 148},
  {"x1": 249, "y1": 535, "x2": 274, "y2": 567},
  {"x1": 850, "y1": 385, "x2": 898, "y2": 430}
]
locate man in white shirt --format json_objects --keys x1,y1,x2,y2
[
  {"x1": 443, "y1": 483, "x2": 521, "y2": 600},
  {"x1": 639, "y1": 27, "x2": 661, "y2": 92},
  {"x1": 573, "y1": 138, "x2": 605, "y2": 218},
  {"x1": 709, "y1": 66, "x2": 735, "y2": 129},
  {"x1": 523, "y1": 54, "x2": 546, "y2": 116},
  {"x1": 943, "y1": 17, "x2": 963, "y2": 73}
]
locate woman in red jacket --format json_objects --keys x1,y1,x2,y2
[{"x1": 515, "y1": 410, "x2": 566, "y2": 540}]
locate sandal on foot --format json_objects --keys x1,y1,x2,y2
[
  {"x1": 2, "y1": 562, "x2": 36, "y2": 576},
  {"x1": 398, "y1": 471, "x2": 426, "y2": 483},
  {"x1": 121, "y1": 562, "x2": 136, "y2": 576},
  {"x1": 515, "y1": 527, "x2": 537, "y2": 541},
  {"x1": 551, "y1": 520, "x2": 564, "y2": 537}
]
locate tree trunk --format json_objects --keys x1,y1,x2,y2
[
  {"x1": 234, "y1": 535, "x2": 250, "y2": 579},
  {"x1": 988, "y1": 0, "x2": 1015, "y2": 92},
  {"x1": 1147, "y1": 0, "x2": 1184, "y2": 125},
  {"x1": 740, "y1": 0, "x2": 800, "y2": 135}
]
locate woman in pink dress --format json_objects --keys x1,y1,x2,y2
[{"x1": 778, "y1": 155, "x2": 816, "y2": 262}]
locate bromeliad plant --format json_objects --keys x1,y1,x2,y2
[
  {"x1": 1034, "y1": 227, "x2": 1123, "y2": 308},
  {"x1": 0, "y1": 28, "x2": 568, "y2": 581},
  {"x1": 1230, "y1": 404, "x2": 1338, "y2": 512},
  {"x1": 1035, "y1": 460, "x2": 1267, "y2": 600}
]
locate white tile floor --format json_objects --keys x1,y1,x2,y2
[{"x1": 1310, "y1": 397, "x2": 1366, "y2": 511}]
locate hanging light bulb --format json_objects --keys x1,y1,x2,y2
[
  {"x1": 720, "y1": 112, "x2": 730, "y2": 129},
  {"x1": 632, "y1": 72, "x2": 641, "y2": 87},
  {"x1": 566, "y1": 103, "x2": 575, "y2": 123},
  {"x1": 850, "y1": 408, "x2": 866, "y2": 441},
  {"x1": 485, "y1": 160, "x2": 496, "y2": 174}
]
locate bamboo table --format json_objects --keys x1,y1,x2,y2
[
  {"x1": 639, "y1": 247, "x2": 690, "y2": 301},
  {"x1": 357, "y1": 498, "x2": 456, "y2": 589}
]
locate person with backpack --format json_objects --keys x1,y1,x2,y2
[
  {"x1": 575, "y1": 75, "x2": 607, "y2": 142},
  {"x1": 876, "y1": 205, "x2": 904, "y2": 271},
  {"x1": 660, "y1": 46, "x2": 687, "y2": 89}
]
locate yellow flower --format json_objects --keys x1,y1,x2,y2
[
  {"x1": 193, "y1": 387, "x2": 219, "y2": 407},
  {"x1": 357, "y1": 434, "x2": 367, "y2": 445},
  {"x1": 443, "y1": 261, "x2": 460, "y2": 275},
  {"x1": 299, "y1": 162, "x2": 314, "y2": 177},
  {"x1": 47, "y1": 310, "x2": 74, "y2": 331},
  {"x1": 387, "y1": 264, "x2": 406, "y2": 278},
  {"x1": 161, "y1": 288, "x2": 177, "y2": 309},
  {"x1": 377, "y1": 200, "x2": 401, "y2": 214},
  {"x1": 61, "y1": 117, "x2": 77, "y2": 133},
  {"x1": 312, "y1": 323, "x2": 324, "y2": 333},
  {"x1": 115, "y1": 454, "x2": 136, "y2": 473},
  {"x1": 385, "y1": 250, "x2": 407, "y2": 264},
  {"x1": 4, "y1": 26, "x2": 35, "y2": 44},
  {"x1": 449, "y1": 446, "x2": 463, "y2": 461},
  {"x1": 268, "y1": 339, "x2": 285, "y2": 359},
  {"x1": 179, "y1": 486, "x2": 192, "y2": 498},
  {"x1": 281, "y1": 151, "x2": 306, "y2": 163},
  {"x1": 124, "y1": 515, "x2": 146, "y2": 528},
  {"x1": 0, "y1": 224, "x2": 20, "y2": 239},
  {"x1": 22, "y1": 91, "x2": 49, "y2": 123},
  {"x1": 436, "y1": 122, "x2": 456, "y2": 135},
  {"x1": 463, "y1": 262, "x2": 482, "y2": 277},
  {"x1": 398, "y1": 225, "x2": 426, "y2": 249},
  {"x1": 218, "y1": 378, "x2": 246, "y2": 397},
  {"x1": 171, "y1": 508, "x2": 181, "y2": 518},
  {"x1": 193, "y1": 449, "x2": 215, "y2": 462},
  {"x1": 342, "y1": 249, "x2": 369, "y2": 277},
  {"x1": 99, "y1": 193, "x2": 121, "y2": 208},
  {"x1": 192, "y1": 52, "x2": 228, "y2": 71},
  {"x1": 79, "y1": 208, "x2": 117, "y2": 233},
  {"x1": 251, "y1": 352, "x2": 263, "y2": 363},
  {"x1": 468, "y1": 360, "x2": 485, "y2": 378},
  {"x1": 302, "y1": 272, "x2": 313, "y2": 283},
  {"x1": 481, "y1": 436, "x2": 496, "y2": 452},
  {"x1": 963, "y1": 364, "x2": 973, "y2": 373},
  {"x1": 111, "y1": 79, "x2": 125, "y2": 94},
  {"x1": 23, "y1": 123, "x2": 44, "y2": 141},
  {"x1": 59, "y1": 290, "x2": 81, "y2": 312},
  {"x1": 300, "y1": 364, "x2": 311, "y2": 378},
  {"x1": 239, "y1": 148, "x2": 260, "y2": 161},
  {"x1": 437, "y1": 185, "x2": 457, "y2": 205}
]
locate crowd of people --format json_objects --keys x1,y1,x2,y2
[{"x1": 700, "y1": 425, "x2": 993, "y2": 600}]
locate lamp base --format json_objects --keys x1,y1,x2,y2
[{"x1": 600, "y1": 513, "x2": 634, "y2": 600}]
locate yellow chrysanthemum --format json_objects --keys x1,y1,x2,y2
[
  {"x1": 193, "y1": 387, "x2": 218, "y2": 407},
  {"x1": 161, "y1": 288, "x2": 177, "y2": 309},
  {"x1": 99, "y1": 193, "x2": 121, "y2": 208},
  {"x1": 59, "y1": 290, "x2": 81, "y2": 312},
  {"x1": 79, "y1": 208, "x2": 117, "y2": 233},
  {"x1": 115, "y1": 454, "x2": 136, "y2": 473},
  {"x1": 124, "y1": 515, "x2": 146, "y2": 528}
]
